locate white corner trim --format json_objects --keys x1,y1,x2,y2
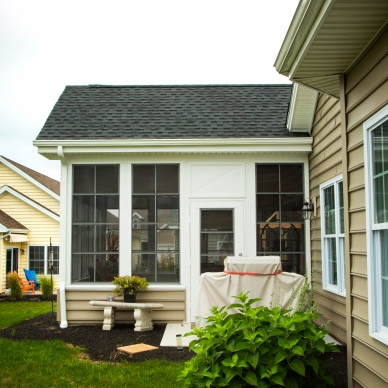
[
  {"x1": 0, "y1": 156, "x2": 60, "y2": 201},
  {"x1": 0, "y1": 185, "x2": 60, "y2": 222}
]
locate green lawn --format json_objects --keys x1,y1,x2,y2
[
  {"x1": 0, "y1": 302, "x2": 185, "y2": 388},
  {"x1": 0, "y1": 301, "x2": 56, "y2": 329},
  {"x1": 0, "y1": 338, "x2": 184, "y2": 388}
]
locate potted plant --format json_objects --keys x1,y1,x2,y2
[{"x1": 112, "y1": 275, "x2": 149, "y2": 303}]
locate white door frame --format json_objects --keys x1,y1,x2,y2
[{"x1": 189, "y1": 200, "x2": 245, "y2": 322}]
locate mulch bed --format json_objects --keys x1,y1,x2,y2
[{"x1": 0, "y1": 296, "x2": 348, "y2": 386}]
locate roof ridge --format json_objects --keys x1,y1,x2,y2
[{"x1": 84, "y1": 84, "x2": 293, "y2": 88}]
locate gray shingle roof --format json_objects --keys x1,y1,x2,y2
[{"x1": 36, "y1": 84, "x2": 309, "y2": 140}]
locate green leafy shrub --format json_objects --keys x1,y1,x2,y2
[
  {"x1": 38, "y1": 276, "x2": 53, "y2": 301},
  {"x1": 7, "y1": 273, "x2": 22, "y2": 301},
  {"x1": 179, "y1": 292, "x2": 340, "y2": 388}
]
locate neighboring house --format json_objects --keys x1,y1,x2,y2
[
  {"x1": 275, "y1": 1, "x2": 388, "y2": 386},
  {"x1": 0, "y1": 156, "x2": 60, "y2": 292},
  {"x1": 33, "y1": 84, "x2": 313, "y2": 327}
]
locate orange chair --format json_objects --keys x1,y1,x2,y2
[{"x1": 13, "y1": 271, "x2": 35, "y2": 293}]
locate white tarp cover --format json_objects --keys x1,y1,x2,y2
[
  {"x1": 195, "y1": 256, "x2": 305, "y2": 327},
  {"x1": 9, "y1": 234, "x2": 29, "y2": 242}
]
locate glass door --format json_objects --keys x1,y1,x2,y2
[
  {"x1": 6, "y1": 248, "x2": 19, "y2": 288},
  {"x1": 200, "y1": 209, "x2": 234, "y2": 273},
  {"x1": 190, "y1": 201, "x2": 244, "y2": 322},
  {"x1": 6, "y1": 248, "x2": 18, "y2": 273}
]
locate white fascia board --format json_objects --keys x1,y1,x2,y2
[
  {"x1": 33, "y1": 138, "x2": 313, "y2": 157},
  {"x1": 9, "y1": 229, "x2": 29, "y2": 234},
  {"x1": 288, "y1": 0, "x2": 336, "y2": 80},
  {"x1": 0, "y1": 156, "x2": 59, "y2": 202},
  {"x1": 274, "y1": 0, "x2": 337, "y2": 80},
  {"x1": 274, "y1": 0, "x2": 322, "y2": 74},
  {"x1": 0, "y1": 223, "x2": 8, "y2": 233},
  {"x1": 0, "y1": 186, "x2": 60, "y2": 222},
  {"x1": 287, "y1": 84, "x2": 298, "y2": 130},
  {"x1": 287, "y1": 83, "x2": 318, "y2": 132}
]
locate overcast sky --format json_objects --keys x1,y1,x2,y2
[{"x1": 0, "y1": 0, "x2": 298, "y2": 181}]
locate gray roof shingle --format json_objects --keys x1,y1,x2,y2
[{"x1": 36, "y1": 84, "x2": 309, "y2": 140}]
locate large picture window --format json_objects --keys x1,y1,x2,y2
[
  {"x1": 72, "y1": 165, "x2": 119, "y2": 283},
  {"x1": 29, "y1": 245, "x2": 59, "y2": 275},
  {"x1": 132, "y1": 164, "x2": 179, "y2": 283},
  {"x1": 320, "y1": 176, "x2": 345, "y2": 295},
  {"x1": 365, "y1": 105, "x2": 388, "y2": 344},
  {"x1": 256, "y1": 164, "x2": 305, "y2": 274}
]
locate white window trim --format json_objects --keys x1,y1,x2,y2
[
  {"x1": 28, "y1": 245, "x2": 59, "y2": 275},
  {"x1": 320, "y1": 175, "x2": 345, "y2": 296},
  {"x1": 364, "y1": 104, "x2": 388, "y2": 345}
]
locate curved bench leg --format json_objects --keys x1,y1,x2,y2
[
  {"x1": 102, "y1": 307, "x2": 116, "y2": 330},
  {"x1": 134, "y1": 309, "x2": 153, "y2": 331}
]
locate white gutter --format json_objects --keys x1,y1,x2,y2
[{"x1": 33, "y1": 138, "x2": 313, "y2": 159}]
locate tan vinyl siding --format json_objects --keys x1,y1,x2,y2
[
  {"x1": 0, "y1": 163, "x2": 59, "y2": 214},
  {"x1": 59, "y1": 289, "x2": 186, "y2": 325},
  {"x1": 343, "y1": 26, "x2": 388, "y2": 387},
  {"x1": 309, "y1": 93, "x2": 346, "y2": 344}
]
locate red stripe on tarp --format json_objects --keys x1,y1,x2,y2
[{"x1": 223, "y1": 270, "x2": 282, "y2": 276}]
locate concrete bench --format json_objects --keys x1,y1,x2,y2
[{"x1": 89, "y1": 301, "x2": 164, "y2": 332}]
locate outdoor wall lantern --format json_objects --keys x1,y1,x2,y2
[{"x1": 301, "y1": 200, "x2": 314, "y2": 221}]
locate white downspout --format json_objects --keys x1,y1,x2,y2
[{"x1": 59, "y1": 281, "x2": 68, "y2": 328}]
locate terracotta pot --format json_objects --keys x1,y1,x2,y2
[{"x1": 123, "y1": 290, "x2": 137, "y2": 303}]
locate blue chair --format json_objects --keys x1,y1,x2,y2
[{"x1": 23, "y1": 269, "x2": 40, "y2": 290}]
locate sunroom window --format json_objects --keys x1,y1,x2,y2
[
  {"x1": 132, "y1": 165, "x2": 179, "y2": 283},
  {"x1": 256, "y1": 164, "x2": 305, "y2": 274},
  {"x1": 71, "y1": 165, "x2": 119, "y2": 283},
  {"x1": 320, "y1": 176, "x2": 345, "y2": 295},
  {"x1": 365, "y1": 104, "x2": 388, "y2": 344}
]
